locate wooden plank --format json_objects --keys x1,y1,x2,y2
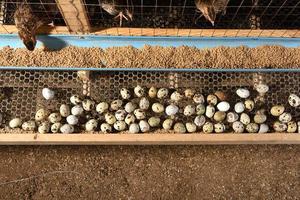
[
  {"x1": 55, "y1": 0, "x2": 90, "y2": 33},
  {"x1": 0, "y1": 134, "x2": 299, "y2": 145}
]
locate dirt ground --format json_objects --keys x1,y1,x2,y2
[{"x1": 0, "y1": 145, "x2": 299, "y2": 199}]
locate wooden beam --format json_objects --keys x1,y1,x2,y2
[
  {"x1": 0, "y1": 134, "x2": 299, "y2": 145},
  {"x1": 55, "y1": 0, "x2": 90, "y2": 33}
]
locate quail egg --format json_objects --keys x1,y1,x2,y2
[
  {"x1": 240, "y1": 113, "x2": 251, "y2": 125},
  {"x1": 207, "y1": 94, "x2": 218, "y2": 106},
  {"x1": 9, "y1": 118, "x2": 22, "y2": 129},
  {"x1": 246, "y1": 123, "x2": 259, "y2": 133},
  {"x1": 196, "y1": 104, "x2": 206, "y2": 115},
  {"x1": 125, "y1": 114, "x2": 136, "y2": 125},
  {"x1": 152, "y1": 103, "x2": 165, "y2": 114},
  {"x1": 170, "y1": 91, "x2": 183, "y2": 102},
  {"x1": 193, "y1": 93, "x2": 205, "y2": 104},
  {"x1": 244, "y1": 99, "x2": 255, "y2": 112},
  {"x1": 258, "y1": 124, "x2": 269, "y2": 133},
  {"x1": 288, "y1": 94, "x2": 300, "y2": 108},
  {"x1": 203, "y1": 122, "x2": 214, "y2": 133},
  {"x1": 174, "y1": 123, "x2": 186, "y2": 133},
  {"x1": 105, "y1": 113, "x2": 117, "y2": 125},
  {"x1": 38, "y1": 122, "x2": 50, "y2": 134},
  {"x1": 217, "y1": 101, "x2": 230, "y2": 112},
  {"x1": 287, "y1": 121, "x2": 297, "y2": 133},
  {"x1": 139, "y1": 120, "x2": 150, "y2": 133},
  {"x1": 254, "y1": 114, "x2": 267, "y2": 124},
  {"x1": 82, "y1": 99, "x2": 95, "y2": 111},
  {"x1": 194, "y1": 115, "x2": 206, "y2": 127},
  {"x1": 51, "y1": 123, "x2": 62, "y2": 133},
  {"x1": 85, "y1": 119, "x2": 98, "y2": 132},
  {"x1": 236, "y1": 88, "x2": 250, "y2": 99},
  {"x1": 96, "y1": 102, "x2": 109, "y2": 114},
  {"x1": 113, "y1": 121, "x2": 127, "y2": 132},
  {"x1": 60, "y1": 104, "x2": 70, "y2": 117},
  {"x1": 273, "y1": 121, "x2": 287, "y2": 132},
  {"x1": 184, "y1": 105, "x2": 196, "y2": 116},
  {"x1": 48, "y1": 113, "x2": 62, "y2": 124},
  {"x1": 115, "y1": 109, "x2": 127, "y2": 121},
  {"x1": 279, "y1": 112, "x2": 292, "y2": 123},
  {"x1": 157, "y1": 88, "x2": 169, "y2": 99},
  {"x1": 184, "y1": 89, "x2": 195, "y2": 98},
  {"x1": 148, "y1": 87, "x2": 157, "y2": 98},
  {"x1": 213, "y1": 111, "x2": 226, "y2": 122},
  {"x1": 214, "y1": 123, "x2": 226, "y2": 133},
  {"x1": 214, "y1": 91, "x2": 227, "y2": 101},
  {"x1": 163, "y1": 119, "x2": 174, "y2": 130},
  {"x1": 148, "y1": 117, "x2": 161, "y2": 127},
  {"x1": 22, "y1": 121, "x2": 36, "y2": 131},
  {"x1": 270, "y1": 105, "x2": 285, "y2": 117},
  {"x1": 71, "y1": 105, "x2": 84, "y2": 116},
  {"x1": 139, "y1": 97, "x2": 150, "y2": 110},
  {"x1": 134, "y1": 85, "x2": 145, "y2": 97},
  {"x1": 254, "y1": 84, "x2": 269, "y2": 94},
  {"x1": 166, "y1": 104, "x2": 179, "y2": 116},
  {"x1": 129, "y1": 123, "x2": 140, "y2": 133},
  {"x1": 100, "y1": 123, "x2": 112, "y2": 133},
  {"x1": 35, "y1": 109, "x2": 49, "y2": 122},
  {"x1": 232, "y1": 121, "x2": 245, "y2": 133},
  {"x1": 226, "y1": 112, "x2": 239, "y2": 123},
  {"x1": 70, "y1": 95, "x2": 82, "y2": 105},
  {"x1": 234, "y1": 102, "x2": 245, "y2": 114},
  {"x1": 42, "y1": 88, "x2": 55, "y2": 100},
  {"x1": 124, "y1": 102, "x2": 137, "y2": 113},
  {"x1": 186, "y1": 122, "x2": 197, "y2": 133},
  {"x1": 110, "y1": 100, "x2": 123, "y2": 111},
  {"x1": 60, "y1": 124, "x2": 74, "y2": 134},
  {"x1": 66, "y1": 115, "x2": 79, "y2": 125},
  {"x1": 134, "y1": 109, "x2": 146, "y2": 120},
  {"x1": 205, "y1": 105, "x2": 215, "y2": 118},
  {"x1": 120, "y1": 88, "x2": 131, "y2": 100}
]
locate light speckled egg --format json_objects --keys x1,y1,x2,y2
[
  {"x1": 226, "y1": 112, "x2": 239, "y2": 123},
  {"x1": 96, "y1": 102, "x2": 109, "y2": 114},
  {"x1": 82, "y1": 99, "x2": 95, "y2": 111},
  {"x1": 157, "y1": 88, "x2": 169, "y2": 99},
  {"x1": 120, "y1": 88, "x2": 131, "y2": 100},
  {"x1": 288, "y1": 94, "x2": 300, "y2": 107},
  {"x1": 214, "y1": 91, "x2": 227, "y2": 101},
  {"x1": 287, "y1": 121, "x2": 297, "y2": 133},
  {"x1": 110, "y1": 100, "x2": 123, "y2": 111},
  {"x1": 184, "y1": 89, "x2": 195, "y2": 98},
  {"x1": 105, "y1": 113, "x2": 117, "y2": 125},
  {"x1": 124, "y1": 102, "x2": 137, "y2": 113},
  {"x1": 38, "y1": 122, "x2": 50, "y2": 134},
  {"x1": 273, "y1": 121, "x2": 287, "y2": 132},
  {"x1": 70, "y1": 95, "x2": 81, "y2": 105},
  {"x1": 66, "y1": 115, "x2": 79, "y2": 125},
  {"x1": 152, "y1": 103, "x2": 165, "y2": 113},
  {"x1": 240, "y1": 113, "x2": 251, "y2": 125},
  {"x1": 258, "y1": 124, "x2": 269, "y2": 133},
  {"x1": 279, "y1": 112, "x2": 292, "y2": 123},
  {"x1": 255, "y1": 84, "x2": 269, "y2": 94},
  {"x1": 171, "y1": 91, "x2": 183, "y2": 102},
  {"x1": 186, "y1": 122, "x2": 197, "y2": 133},
  {"x1": 42, "y1": 88, "x2": 55, "y2": 100},
  {"x1": 113, "y1": 121, "x2": 127, "y2": 131},
  {"x1": 234, "y1": 102, "x2": 245, "y2": 114},
  {"x1": 129, "y1": 123, "x2": 140, "y2": 133},
  {"x1": 115, "y1": 110, "x2": 127, "y2": 121},
  {"x1": 125, "y1": 114, "x2": 136, "y2": 125},
  {"x1": 194, "y1": 115, "x2": 206, "y2": 127},
  {"x1": 203, "y1": 122, "x2": 214, "y2": 133},
  {"x1": 217, "y1": 101, "x2": 230, "y2": 112},
  {"x1": 214, "y1": 123, "x2": 226, "y2": 133},
  {"x1": 134, "y1": 109, "x2": 146, "y2": 120},
  {"x1": 205, "y1": 105, "x2": 215, "y2": 118},
  {"x1": 254, "y1": 114, "x2": 267, "y2": 124},
  {"x1": 139, "y1": 97, "x2": 150, "y2": 110},
  {"x1": 48, "y1": 113, "x2": 62, "y2": 124},
  {"x1": 71, "y1": 105, "x2": 84, "y2": 116},
  {"x1": 134, "y1": 85, "x2": 145, "y2": 97},
  {"x1": 148, "y1": 117, "x2": 161, "y2": 127},
  {"x1": 196, "y1": 104, "x2": 206, "y2": 115},
  {"x1": 236, "y1": 88, "x2": 250, "y2": 99},
  {"x1": 85, "y1": 119, "x2": 98, "y2": 132},
  {"x1": 246, "y1": 123, "x2": 259, "y2": 133},
  {"x1": 22, "y1": 121, "x2": 36, "y2": 131},
  {"x1": 60, "y1": 104, "x2": 70, "y2": 117},
  {"x1": 51, "y1": 123, "x2": 62, "y2": 133},
  {"x1": 9, "y1": 118, "x2": 22, "y2": 129},
  {"x1": 166, "y1": 104, "x2": 179, "y2": 116},
  {"x1": 193, "y1": 93, "x2": 205, "y2": 104},
  {"x1": 244, "y1": 99, "x2": 255, "y2": 112},
  {"x1": 270, "y1": 105, "x2": 285, "y2": 117},
  {"x1": 163, "y1": 119, "x2": 174, "y2": 130},
  {"x1": 207, "y1": 94, "x2": 218, "y2": 106},
  {"x1": 174, "y1": 123, "x2": 186, "y2": 133},
  {"x1": 148, "y1": 87, "x2": 157, "y2": 98},
  {"x1": 100, "y1": 123, "x2": 112, "y2": 133},
  {"x1": 139, "y1": 120, "x2": 150, "y2": 133},
  {"x1": 232, "y1": 121, "x2": 245, "y2": 133},
  {"x1": 35, "y1": 109, "x2": 49, "y2": 122},
  {"x1": 213, "y1": 111, "x2": 226, "y2": 122},
  {"x1": 184, "y1": 105, "x2": 196, "y2": 116},
  {"x1": 60, "y1": 124, "x2": 74, "y2": 134}
]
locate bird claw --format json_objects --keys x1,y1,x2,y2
[{"x1": 114, "y1": 10, "x2": 132, "y2": 27}]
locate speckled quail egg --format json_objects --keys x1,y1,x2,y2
[
  {"x1": 82, "y1": 99, "x2": 95, "y2": 111},
  {"x1": 236, "y1": 88, "x2": 250, "y2": 99},
  {"x1": 161, "y1": 119, "x2": 173, "y2": 131},
  {"x1": 226, "y1": 112, "x2": 239, "y2": 123},
  {"x1": 120, "y1": 88, "x2": 131, "y2": 100},
  {"x1": 71, "y1": 105, "x2": 84, "y2": 116},
  {"x1": 246, "y1": 123, "x2": 259, "y2": 133},
  {"x1": 240, "y1": 113, "x2": 251, "y2": 125},
  {"x1": 35, "y1": 109, "x2": 49, "y2": 122},
  {"x1": 195, "y1": 104, "x2": 206, "y2": 115},
  {"x1": 273, "y1": 121, "x2": 287, "y2": 132},
  {"x1": 157, "y1": 88, "x2": 169, "y2": 99},
  {"x1": 244, "y1": 99, "x2": 255, "y2": 112},
  {"x1": 255, "y1": 84, "x2": 269, "y2": 94},
  {"x1": 148, "y1": 87, "x2": 157, "y2": 98},
  {"x1": 232, "y1": 121, "x2": 245, "y2": 133},
  {"x1": 184, "y1": 105, "x2": 196, "y2": 116},
  {"x1": 234, "y1": 102, "x2": 245, "y2": 114},
  {"x1": 148, "y1": 117, "x2": 161, "y2": 127},
  {"x1": 287, "y1": 121, "x2": 297, "y2": 133},
  {"x1": 170, "y1": 91, "x2": 183, "y2": 102},
  {"x1": 105, "y1": 113, "x2": 117, "y2": 125},
  {"x1": 259, "y1": 124, "x2": 269, "y2": 133},
  {"x1": 217, "y1": 101, "x2": 230, "y2": 112},
  {"x1": 66, "y1": 115, "x2": 79, "y2": 125},
  {"x1": 124, "y1": 102, "x2": 137, "y2": 113},
  {"x1": 51, "y1": 123, "x2": 62, "y2": 133},
  {"x1": 110, "y1": 100, "x2": 123, "y2": 111},
  {"x1": 70, "y1": 95, "x2": 82, "y2": 105},
  {"x1": 205, "y1": 105, "x2": 215, "y2": 118},
  {"x1": 125, "y1": 114, "x2": 136, "y2": 125},
  {"x1": 113, "y1": 121, "x2": 127, "y2": 131},
  {"x1": 134, "y1": 109, "x2": 146, "y2": 120},
  {"x1": 129, "y1": 123, "x2": 140, "y2": 133},
  {"x1": 48, "y1": 113, "x2": 62, "y2": 124},
  {"x1": 139, "y1": 120, "x2": 150, "y2": 133},
  {"x1": 213, "y1": 111, "x2": 226, "y2": 122},
  {"x1": 166, "y1": 104, "x2": 179, "y2": 116},
  {"x1": 214, "y1": 91, "x2": 227, "y2": 101},
  {"x1": 270, "y1": 105, "x2": 285, "y2": 117},
  {"x1": 214, "y1": 123, "x2": 226, "y2": 133},
  {"x1": 193, "y1": 93, "x2": 205, "y2": 104},
  {"x1": 207, "y1": 94, "x2": 218, "y2": 106},
  {"x1": 254, "y1": 114, "x2": 267, "y2": 124},
  {"x1": 174, "y1": 123, "x2": 186, "y2": 133},
  {"x1": 96, "y1": 102, "x2": 109, "y2": 114},
  {"x1": 60, "y1": 124, "x2": 74, "y2": 134},
  {"x1": 152, "y1": 103, "x2": 165, "y2": 114},
  {"x1": 115, "y1": 110, "x2": 127, "y2": 121},
  {"x1": 9, "y1": 118, "x2": 22, "y2": 129},
  {"x1": 22, "y1": 121, "x2": 36, "y2": 131},
  {"x1": 279, "y1": 112, "x2": 292, "y2": 123},
  {"x1": 100, "y1": 123, "x2": 112, "y2": 133},
  {"x1": 185, "y1": 122, "x2": 196, "y2": 133},
  {"x1": 139, "y1": 97, "x2": 150, "y2": 110},
  {"x1": 38, "y1": 122, "x2": 50, "y2": 134},
  {"x1": 134, "y1": 85, "x2": 145, "y2": 97},
  {"x1": 42, "y1": 88, "x2": 55, "y2": 100},
  {"x1": 60, "y1": 104, "x2": 70, "y2": 117},
  {"x1": 288, "y1": 94, "x2": 300, "y2": 108},
  {"x1": 85, "y1": 119, "x2": 98, "y2": 132},
  {"x1": 203, "y1": 122, "x2": 214, "y2": 133},
  {"x1": 194, "y1": 115, "x2": 205, "y2": 127},
  {"x1": 184, "y1": 89, "x2": 195, "y2": 98}
]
